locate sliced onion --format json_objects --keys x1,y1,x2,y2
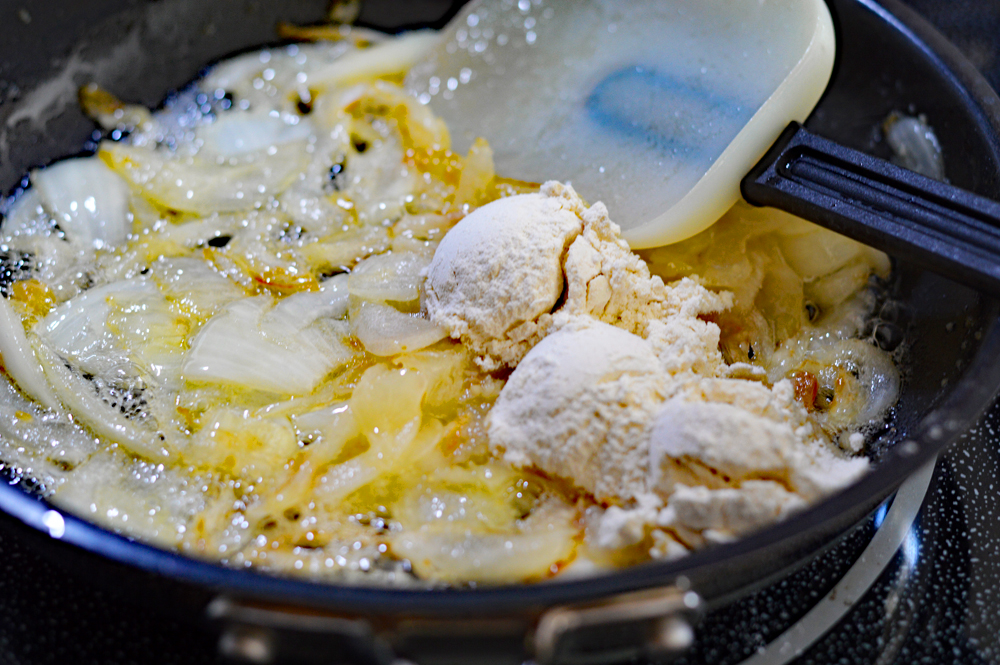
[
  {"x1": 275, "y1": 24, "x2": 390, "y2": 47},
  {"x1": 186, "y1": 407, "x2": 299, "y2": 480},
  {"x1": 78, "y1": 83, "x2": 155, "y2": 135},
  {"x1": 779, "y1": 229, "x2": 864, "y2": 281},
  {"x1": 389, "y1": 499, "x2": 579, "y2": 585},
  {"x1": 348, "y1": 251, "x2": 430, "y2": 303},
  {"x1": 350, "y1": 300, "x2": 446, "y2": 356},
  {"x1": 197, "y1": 111, "x2": 315, "y2": 158},
  {"x1": 0, "y1": 191, "x2": 86, "y2": 303},
  {"x1": 200, "y1": 50, "x2": 283, "y2": 94},
  {"x1": 350, "y1": 353, "x2": 466, "y2": 445},
  {"x1": 0, "y1": 188, "x2": 54, "y2": 242},
  {"x1": 884, "y1": 113, "x2": 945, "y2": 181},
  {"x1": 299, "y1": 226, "x2": 391, "y2": 272},
  {"x1": 100, "y1": 141, "x2": 310, "y2": 215},
  {"x1": 278, "y1": 186, "x2": 353, "y2": 232},
  {"x1": 313, "y1": 417, "x2": 441, "y2": 509},
  {"x1": 0, "y1": 296, "x2": 61, "y2": 410},
  {"x1": 346, "y1": 81, "x2": 451, "y2": 152},
  {"x1": 31, "y1": 157, "x2": 132, "y2": 250},
  {"x1": 769, "y1": 336, "x2": 899, "y2": 433},
  {"x1": 309, "y1": 31, "x2": 440, "y2": 91},
  {"x1": 265, "y1": 274, "x2": 350, "y2": 329},
  {"x1": 32, "y1": 280, "x2": 183, "y2": 461},
  {"x1": 31, "y1": 339, "x2": 170, "y2": 462},
  {"x1": 182, "y1": 296, "x2": 355, "y2": 395},
  {"x1": 818, "y1": 338, "x2": 900, "y2": 428},
  {"x1": 350, "y1": 362, "x2": 426, "y2": 443},
  {"x1": 805, "y1": 259, "x2": 874, "y2": 310},
  {"x1": 453, "y1": 138, "x2": 496, "y2": 207},
  {"x1": 290, "y1": 401, "x2": 359, "y2": 467},
  {"x1": 151, "y1": 256, "x2": 246, "y2": 323},
  {"x1": 390, "y1": 460, "x2": 525, "y2": 533},
  {"x1": 35, "y1": 279, "x2": 156, "y2": 378},
  {"x1": 346, "y1": 143, "x2": 420, "y2": 225},
  {"x1": 104, "y1": 288, "x2": 189, "y2": 388},
  {"x1": 0, "y1": 376, "x2": 101, "y2": 479},
  {"x1": 200, "y1": 42, "x2": 356, "y2": 109},
  {"x1": 392, "y1": 213, "x2": 452, "y2": 242},
  {"x1": 311, "y1": 424, "x2": 420, "y2": 508},
  {"x1": 53, "y1": 452, "x2": 194, "y2": 545}
]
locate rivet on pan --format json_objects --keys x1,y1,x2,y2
[
  {"x1": 652, "y1": 616, "x2": 695, "y2": 653},
  {"x1": 219, "y1": 627, "x2": 274, "y2": 664},
  {"x1": 41, "y1": 510, "x2": 65, "y2": 539}
]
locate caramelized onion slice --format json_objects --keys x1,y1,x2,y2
[
  {"x1": 183, "y1": 296, "x2": 355, "y2": 396},
  {"x1": 266, "y1": 274, "x2": 350, "y2": 329},
  {"x1": 350, "y1": 300, "x2": 446, "y2": 356},
  {"x1": 815, "y1": 338, "x2": 900, "y2": 430},
  {"x1": 390, "y1": 499, "x2": 579, "y2": 585},
  {"x1": 291, "y1": 401, "x2": 359, "y2": 466},
  {"x1": 54, "y1": 451, "x2": 199, "y2": 547},
  {"x1": 151, "y1": 256, "x2": 247, "y2": 324},
  {"x1": 779, "y1": 228, "x2": 867, "y2": 281},
  {"x1": 349, "y1": 251, "x2": 431, "y2": 304},
  {"x1": 312, "y1": 418, "x2": 444, "y2": 512},
  {"x1": 35, "y1": 279, "x2": 156, "y2": 378},
  {"x1": 100, "y1": 142, "x2": 310, "y2": 215},
  {"x1": 0, "y1": 296, "x2": 61, "y2": 410},
  {"x1": 309, "y1": 31, "x2": 440, "y2": 91},
  {"x1": 197, "y1": 111, "x2": 315, "y2": 158}
]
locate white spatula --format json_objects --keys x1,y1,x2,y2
[
  {"x1": 409, "y1": 0, "x2": 1000, "y2": 295},
  {"x1": 406, "y1": 0, "x2": 836, "y2": 247}
]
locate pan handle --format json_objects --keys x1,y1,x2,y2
[
  {"x1": 206, "y1": 585, "x2": 702, "y2": 665},
  {"x1": 741, "y1": 121, "x2": 1000, "y2": 296}
]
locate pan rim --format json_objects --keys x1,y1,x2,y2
[{"x1": 1, "y1": 0, "x2": 999, "y2": 618}]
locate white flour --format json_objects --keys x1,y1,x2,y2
[{"x1": 428, "y1": 181, "x2": 877, "y2": 558}]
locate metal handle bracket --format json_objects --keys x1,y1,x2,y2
[{"x1": 533, "y1": 585, "x2": 702, "y2": 665}]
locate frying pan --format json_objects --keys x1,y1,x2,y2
[{"x1": 0, "y1": 0, "x2": 999, "y2": 663}]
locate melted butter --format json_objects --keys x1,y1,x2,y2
[{"x1": 0, "y1": 25, "x2": 894, "y2": 587}]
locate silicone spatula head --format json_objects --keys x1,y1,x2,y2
[{"x1": 406, "y1": 0, "x2": 835, "y2": 248}]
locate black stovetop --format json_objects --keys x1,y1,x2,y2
[{"x1": 2, "y1": 1, "x2": 1000, "y2": 663}]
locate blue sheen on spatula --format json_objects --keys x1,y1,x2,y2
[{"x1": 587, "y1": 67, "x2": 744, "y2": 155}]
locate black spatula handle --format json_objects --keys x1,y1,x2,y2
[{"x1": 741, "y1": 121, "x2": 1000, "y2": 295}]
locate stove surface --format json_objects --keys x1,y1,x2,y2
[{"x1": 1, "y1": 1, "x2": 1000, "y2": 663}]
